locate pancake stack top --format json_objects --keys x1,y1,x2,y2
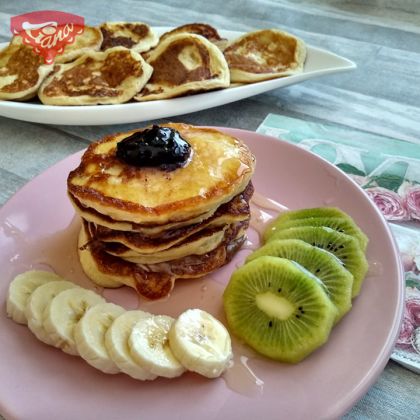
[{"x1": 67, "y1": 123, "x2": 255, "y2": 300}]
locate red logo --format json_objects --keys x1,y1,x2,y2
[{"x1": 10, "y1": 10, "x2": 85, "y2": 64}]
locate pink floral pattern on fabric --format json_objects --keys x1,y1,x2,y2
[
  {"x1": 404, "y1": 185, "x2": 420, "y2": 221},
  {"x1": 396, "y1": 295, "x2": 420, "y2": 353},
  {"x1": 365, "y1": 187, "x2": 408, "y2": 221}
]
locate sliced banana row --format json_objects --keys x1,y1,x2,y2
[{"x1": 6, "y1": 270, "x2": 233, "y2": 380}]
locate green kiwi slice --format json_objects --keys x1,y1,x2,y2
[
  {"x1": 268, "y1": 227, "x2": 368, "y2": 297},
  {"x1": 246, "y1": 239, "x2": 353, "y2": 323},
  {"x1": 264, "y1": 208, "x2": 368, "y2": 251},
  {"x1": 223, "y1": 256, "x2": 337, "y2": 363}
]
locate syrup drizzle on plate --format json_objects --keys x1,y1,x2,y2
[
  {"x1": 223, "y1": 339, "x2": 265, "y2": 397},
  {"x1": 249, "y1": 191, "x2": 288, "y2": 242}
]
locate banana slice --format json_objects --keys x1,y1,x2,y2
[
  {"x1": 168, "y1": 309, "x2": 232, "y2": 378},
  {"x1": 105, "y1": 310, "x2": 157, "y2": 381},
  {"x1": 26, "y1": 280, "x2": 78, "y2": 345},
  {"x1": 74, "y1": 302, "x2": 125, "y2": 374},
  {"x1": 43, "y1": 288, "x2": 105, "y2": 355},
  {"x1": 129, "y1": 315, "x2": 185, "y2": 379},
  {"x1": 6, "y1": 270, "x2": 62, "y2": 324}
]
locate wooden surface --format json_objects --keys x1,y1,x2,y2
[{"x1": 1, "y1": 1, "x2": 420, "y2": 418}]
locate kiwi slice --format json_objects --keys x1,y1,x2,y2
[
  {"x1": 223, "y1": 256, "x2": 337, "y2": 363},
  {"x1": 246, "y1": 239, "x2": 353, "y2": 323},
  {"x1": 265, "y1": 216, "x2": 368, "y2": 251},
  {"x1": 264, "y1": 208, "x2": 368, "y2": 251},
  {"x1": 268, "y1": 227, "x2": 368, "y2": 297}
]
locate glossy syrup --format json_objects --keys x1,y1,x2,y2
[
  {"x1": 367, "y1": 260, "x2": 383, "y2": 276},
  {"x1": 249, "y1": 191, "x2": 288, "y2": 243},
  {"x1": 222, "y1": 339, "x2": 265, "y2": 397},
  {"x1": 4, "y1": 216, "x2": 99, "y2": 291}
]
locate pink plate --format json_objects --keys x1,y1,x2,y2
[{"x1": 0, "y1": 128, "x2": 403, "y2": 420}]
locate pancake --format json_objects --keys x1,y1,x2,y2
[
  {"x1": 134, "y1": 33, "x2": 230, "y2": 101},
  {"x1": 70, "y1": 179, "x2": 252, "y2": 241},
  {"x1": 104, "y1": 226, "x2": 227, "y2": 264},
  {"x1": 69, "y1": 193, "x2": 216, "y2": 234},
  {"x1": 82, "y1": 181, "x2": 253, "y2": 253},
  {"x1": 100, "y1": 22, "x2": 158, "y2": 52},
  {"x1": 223, "y1": 29, "x2": 306, "y2": 83},
  {"x1": 159, "y1": 23, "x2": 227, "y2": 50},
  {"x1": 68, "y1": 123, "x2": 255, "y2": 225},
  {"x1": 38, "y1": 46, "x2": 153, "y2": 105},
  {"x1": 55, "y1": 26, "x2": 103, "y2": 63},
  {"x1": 78, "y1": 219, "x2": 247, "y2": 299},
  {"x1": 0, "y1": 37, "x2": 53, "y2": 101}
]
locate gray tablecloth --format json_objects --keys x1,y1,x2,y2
[{"x1": 0, "y1": 1, "x2": 419, "y2": 418}]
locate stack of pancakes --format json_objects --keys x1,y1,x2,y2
[{"x1": 67, "y1": 123, "x2": 255, "y2": 300}]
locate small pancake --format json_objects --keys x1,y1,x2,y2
[
  {"x1": 0, "y1": 37, "x2": 53, "y2": 101},
  {"x1": 223, "y1": 29, "x2": 306, "y2": 83},
  {"x1": 159, "y1": 23, "x2": 227, "y2": 50},
  {"x1": 68, "y1": 123, "x2": 255, "y2": 225},
  {"x1": 55, "y1": 26, "x2": 103, "y2": 63},
  {"x1": 134, "y1": 33, "x2": 229, "y2": 101},
  {"x1": 38, "y1": 46, "x2": 153, "y2": 105},
  {"x1": 100, "y1": 22, "x2": 158, "y2": 53}
]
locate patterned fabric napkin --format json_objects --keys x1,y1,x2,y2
[{"x1": 257, "y1": 114, "x2": 420, "y2": 374}]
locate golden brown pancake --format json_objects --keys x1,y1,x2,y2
[
  {"x1": 68, "y1": 123, "x2": 255, "y2": 224},
  {"x1": 0, "y1": 37, "x2": 53, "y2": 101},
  {"x1": 38, "y1": 46, "x2": 153, "y2": 105},
  {"x1": 69, "y1": 192, "x2": 216, "y2": 235},
  {"x1": 55, "y1": 26, "x2": 103, "y2": 63},
  {"x1": 224, "y1": 29, "x2": 306, "y2": 82},
  {"x1": 159, "y1": 23, "x2": 227, "y2": 50},
  {"x1": 134, "y1": 33, "x2": 230, "y2": 101},
  {"x1": 100, "y1": 22, "x2": 158, "y2": 53},
  {"x1": 103, "y1": 226, "x2": 227, "y2": 264},
  {"x1": 70, "y1": 179, "x2": 252, "y2": 240}
]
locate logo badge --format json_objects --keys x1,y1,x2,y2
[{"x1": 10, "y1": 10, "x2": 85, "y2": 64}]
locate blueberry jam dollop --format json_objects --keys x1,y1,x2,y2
[{"x1": 116, "y1": 125, "x2": 191, "y2": 170}]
